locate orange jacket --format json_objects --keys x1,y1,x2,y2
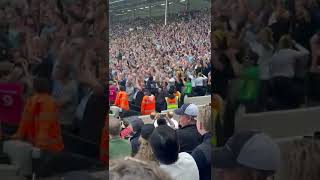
[
  {"x1": 114, "y1": 91, "x2": 129, "y2": 111},
  {"x1": 141, "y1": 95, "x2": 156, "y2": 115},
  {"x1": 14, "y1": 94, "x2": 64, "y2": 152},
  {"x1": 100, "y1": 118, "x2": 108, "y2": 166}
]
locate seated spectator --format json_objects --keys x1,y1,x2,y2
[
  {"x1": 127, "y1": 116, "x2": 144, "y2": 156},
  {"x1": 213, "y1": 131, "x2": 281, "y2": 180},
  {"x1": 135, "y1": 124, "x2": 157, "y2": 162},
  {"x1": 110, "y1": 158, "x2": 172, "y2": 180},
  {"x1": 12, "y1": 77, "x2": 64, "y2": 152},
  {"x1": 192, "y1": 104, "x2": 212, "y2": 180},
  {"x1": 109, "y1": 117, "x2": 131, "y2": 160},
  {"x1": 149, "y1": 125, "x2": 199, "y2": 180},
  {"x1": 174, "y1": 103, "x2": 202, "y2": 153}
]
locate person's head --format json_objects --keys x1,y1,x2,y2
[
  {"x1": 213, "y1": 30, "x2": 228, "y2": 50},
  {"x1": 119, "y1": 86, "x2": 125, "y2": 91},
  {"x1": 278, "y1": 35, "x2": 293, "y2": 49},
  {"x1": 174, "y1": 103, "x2": 199, "y2": 127},
  {"x1": 135, "y1": 124, "x2": 157, "y2": 162},
  {"x1": 166, "y1": 111, "x2": 174, "y2": 119},
  {"x1": 109, "y1": 158, "x2": 172, "y2": 180},
  {"x1": 150, "y1": 112, "x2": 159, "y2": 120},
  {"x1": 53, "y1": 64, "x2": 70, "y2": 81},
  {"x1": 196, "y1": 104, "x2": 212, "y2": 135},
  {"x1": 156, "y1": 118, "x2": 168, "y2": 126},
  {"x1": 213, "y1": 131, "x2": 281, "y2": 180},
  {"x1": 109, "y1": 117, "x2": 121, "y2": 138},
  {"x1": 149, "y1": 126, "x2": 179, "y2": 165},
  {"x1": 33, "y1": 77, "x2": 51, "y2": 94},
  {"x1": 257, "y1": 27, "x2": 274, "y2": 45},
  {"x1": 128, "y1": 116, "x2": 144, "y2": 134},
  {"x1": 144, "y1": 88, "x2": 151, "y2": 96}
]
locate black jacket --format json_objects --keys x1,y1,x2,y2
[
  {"x1": 192, "y1": 133, "x2": 212, "y2": 180},
  {"x1": 130, "y1": 131, "x2": 141, "y2": 157},
  {"x1": 177, "y1": 124, "x2": 202, "y2": 153}
]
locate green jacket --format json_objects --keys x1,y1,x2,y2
[
  {"x1": 109, "y1": 137, "x2": 132, "y2": 160},
  {"x1": 239, "y1": 66, "x2": 260, "y2": 102},
  {"x1": 184, "y1": 82, "x2": 192, "y2": 95}
]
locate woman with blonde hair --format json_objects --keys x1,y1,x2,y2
[
  {"x1": 110, "y1": 157, "x2": 172, "y2": 180},
  {"x1": 134, "y1": 124, "x2": 157, "y2": 163},
  {"x1": 192, "y1": 104, "x2": 212, "y2": 180}
]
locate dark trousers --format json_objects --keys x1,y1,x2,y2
[{"x1": 271, "y1": 77, "x2": 304, "y2": 110}]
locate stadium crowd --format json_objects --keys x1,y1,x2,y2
[
  {"x1": 212, "y1": 0, "x2": 320, "y2": 145},
  {"x1": 109, "y1": 10, "x2": 211, "y2": 117},
  {"x1": 0, "y1": 0, "x2": 107, "y2": 177}
]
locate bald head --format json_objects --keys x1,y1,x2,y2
[
  {"x1": 109, "y1": 117, "x2": 121, "y2": 137},
  {"x1": 167, "y1": 111, "x2": 174, "y2": 119}
]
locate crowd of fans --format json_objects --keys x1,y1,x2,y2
[
  {"x1": 109, "y1": 10, "x2": 211, "y2": 117},
  {"x1": 109, "y1": 103, "x2": 212, "y2": 180},
  {"x1": 0, "y1": 0, "x2": 107, "y2": 134},
  {"x1": 212, "y1": 0, "x2": 320, "y2": 144},
  {"x1": 0, "y1": 0, "x2": 107, "y2": 177}
]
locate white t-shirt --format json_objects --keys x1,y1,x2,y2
[{"x1": 160, "y1": 152, "x2": 199, "y2": 180}]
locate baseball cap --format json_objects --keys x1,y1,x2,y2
[
  {"x1": 213, "y1": 131, "x2": 281, "y2": 172},
  {"x1": 174, "y1": 103, "x2": 199, "y2": 117}
]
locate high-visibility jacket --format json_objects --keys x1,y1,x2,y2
[
  {"x1": 165, "y1": 96, "x2": 179, "y2": 109},
  {"x1": 100, "y1": 118, "x2": 108, "y2": 166},
  {"x1": 114, "y1": 91, "x2": 129, "y2": 111},
  {"x1": 141, "y1": 95, "x2": 156, "y2": 115},
  {"x1": 14, "y1": 94, "x2": 64, "y2": 152}
]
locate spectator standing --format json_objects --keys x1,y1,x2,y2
[{"x1": 192, "y1": 105, "x2": 212, "y2": 180}]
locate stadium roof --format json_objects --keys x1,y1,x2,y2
[{"x1": 109, "y1": 0, "x2": 210, "y2": 21}]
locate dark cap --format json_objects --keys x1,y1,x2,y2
[
  {"x1": 128, "y1": 116, "x2": 144, "y2": 132},
  {"x1": 213, "y1": 131, "x2": 281, "y2": 172},
  {"x1": 140, "y1": 124, "x2": 155, "y2": 140}
]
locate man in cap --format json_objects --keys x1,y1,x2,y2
[
  {"x1": 174, "y1": 103, "x2": 202, "y2": 153},
  {"x1": 213, "y1": 131, "x2": 281, "y2": 180}
]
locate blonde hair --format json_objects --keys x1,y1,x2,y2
[
  {"x1": 150, "y1": 112, "x2": 159, "y2": 120},
  {"x1": 166, "y1": 111, "x2": 174, "y2": 119},
  {"x1": 135, "y1": 137, "x2": 158, "y2": 163},
  {"x1": 278, "y1": 35, "x2": 293, "y2": 49},
  {"x1": 110, "y1": 158, "x2": 171, "y2": 180},
  {"x1": 212, "y1": 94, "x2": 224, "y2": 123},
  {"x1": 286, "y1": 138, "x2": 320, "y2": 180},
  {"x1": 259, "y1": 27, "x2": 274, "y2": 44}
]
